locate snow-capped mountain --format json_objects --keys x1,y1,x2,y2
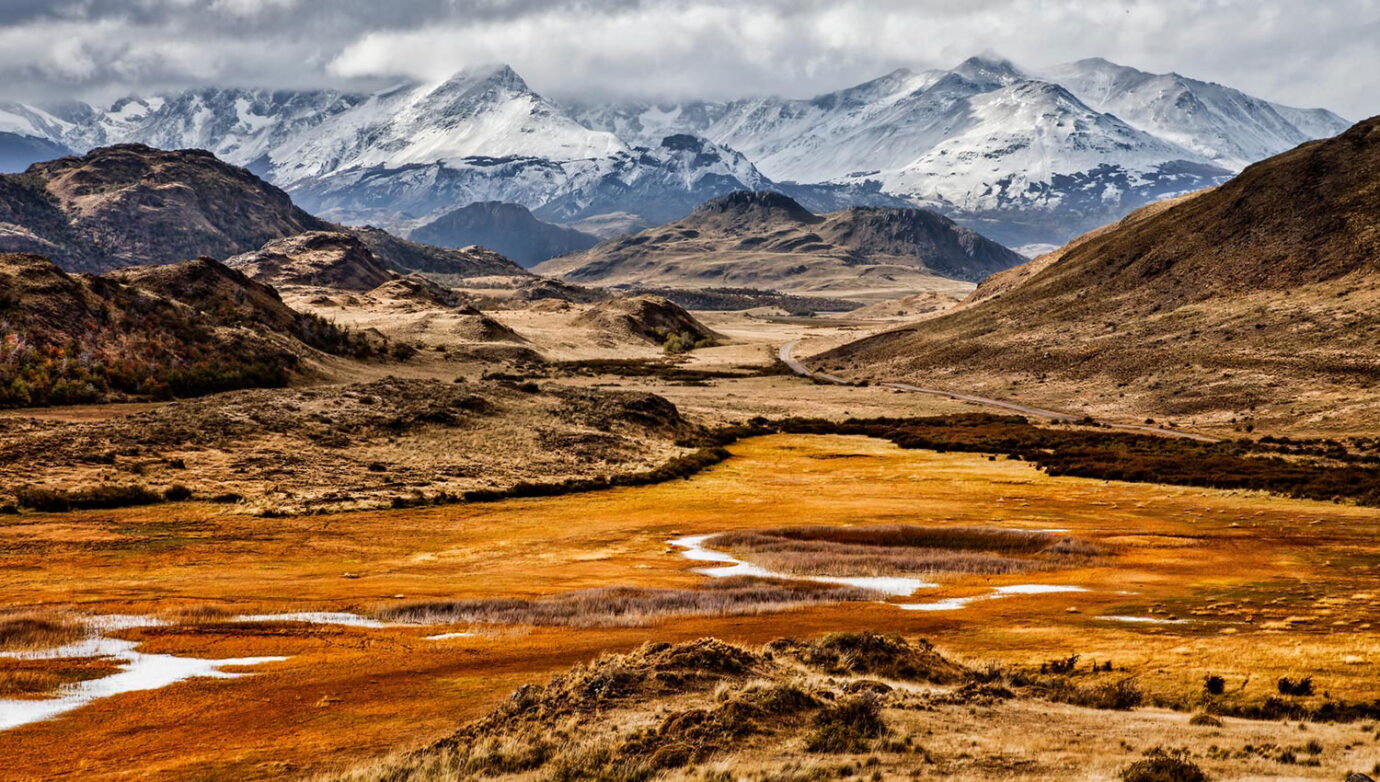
[
  {"x1": 0, "y1": 56, "x2": 1351, "y2": 249},
  {"x1": 1046, "y1": 58, "x2": 1350, "y2": 170},
  {"x1": 0, "y1": 103, "x2": 73, "y2": 171},
  {"x1": 571, "y1": 55, "x2": 1346, "y2": 246},
  {"x1": 2, "y1": 65, "x2": 770, "y2": 230}
]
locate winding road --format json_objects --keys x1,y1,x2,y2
[{"x1": 778, "y1": 340, "x2": 1218, "y2": 443}]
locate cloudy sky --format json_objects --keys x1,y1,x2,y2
[{"x1": 3, "y1": 0, "x2": 1376, "y2": 118}]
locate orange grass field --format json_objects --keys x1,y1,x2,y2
[{"x1": 2, "y1": 434, "x2": 1379, "y2": 780}]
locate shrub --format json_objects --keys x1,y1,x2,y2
[
  {"x1": 1120, "y1": 747, "x2": 1208, "y2": 782},
  {"x1": 1188, "y1": 714, "x2": 1222, "y2": 727},
  {"x1": 1278, "y1": 677, "x2": 1314, "y2": 696},
  {"x1": 770, "y1": 632, "x2": 964, "y2": 684},
  {"x1": 1203, "y1": 675, "x2": 1226, "y2": 696},
  {"x1": 162, "y1": 484, "x2": 193, "y2": 502},
  {"x1": 1044, "y1": 676, "x2": 1144, "y2": 711},
  {"x1": 1086, "y1": 678, "x2": 1145, "y2": 710},
  {"x1": 806, "y1": 694, "x2": 887, "y2": 753},
  {"x1": 1043, "y1": 654, "x2": 1080, "y2": 675}
]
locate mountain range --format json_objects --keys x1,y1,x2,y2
[
  {"x1": 0, "y1": 56, "x2": 1349, "y2": 251},
  {"x1": 571, "y1": 56, "x2": 1349, "y2": 248}
]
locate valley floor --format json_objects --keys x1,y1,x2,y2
[{"x1": 2, "y1": 434, "x2": 1379, "y2": 780}]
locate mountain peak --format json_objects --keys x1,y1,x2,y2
[
  {"x1": 691, "y1": 190, "x2": 817, "y2": 224},
  {"x1": 431, "y1": 63, "x2": 530, "y2": 97},
  {"x1": 952, "y1": 53, "x2": 1025, "y2": 85}
]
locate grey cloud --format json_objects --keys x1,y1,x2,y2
[{"x1": 1, "y1": 0, "x2": 1375, "y2": 119}]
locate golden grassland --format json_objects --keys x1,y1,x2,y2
[{"x1": 1, "y1": 434, "x2": 1379, "y2": 780}]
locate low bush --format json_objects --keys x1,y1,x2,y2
[
  {"x1": 16, "y1": 483, "x2": 162, "y2": 512},
  {"x1": 162, "y1": 484, "x2": 193, "y2": 502},
  {"x1": 1278, "y1": 677, "x2": 1314, "y2": 696},
  {"x1": 1203, "y1": 675, "x2": 1226, "y2": 696},
  {"x1": 769, "y1": 632, "x2": 965, "y2": 684},
  {"x1": 1120, "y1": 747, "x2": 1208, "y2": 782},
  {"x1": 1042, "y1": 676, "x2": 1144, "y2": 710},
  {"x1": 806, "y1": 694, "x2": 888, "y2": 753}
]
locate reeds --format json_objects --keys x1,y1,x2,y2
[
  {"x1": 378, "y1": 578, "x2": 880, "y2": 628},
  {"x1": 0, "y1": 611, "x2": 86, "y2": 651},
  {"x1": 706, "y1": 526, "x2": 1094, "y2": 577},
  {"x1": 0, "y1": 657, "x2": 121, "y2": 698}
]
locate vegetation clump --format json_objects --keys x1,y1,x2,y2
[
  {"x1": 767, "y1": 632, "x2": 965, "y2": 684},
  {"x1": 805, "y1": 694, "x2": 888, "y2": 753},
  {"x1": 1119, "y1": 747, "x2": 1209, "y2": 782},
  {"x1": 708, "y1": 525, "x2": 1095, "y2": 579},
  {"x1": 15, "y1": 483, "x2": 163, "y2": 512},
  {"x1": 1277, "y1": 676, "x2": 1314, "y2": 696}
]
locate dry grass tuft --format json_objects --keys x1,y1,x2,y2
[
  {"x1": 160, "y1": 604, "x2": 234, "y2": 625},
  {"x1": 0, "y1": 657, "x2": 121, "y2": 698},
  {"x1": 805, "y1": 693, "x2": 888, "y2": 753},
  {"x1": 378, "y1": 578, "x2": 881, "y2": 628},
  {"x1": 0, "y1": 611, "x2": 86, "y2": 651},
  {"x1": 768, "y1": 632, "x2": 966, "y2": 684}
]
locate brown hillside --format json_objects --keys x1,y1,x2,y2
[
  {"x1": 0, "y1": 253, "x2": 314, "y2": 407},
  {"x1": 0, "y1": 145, "x2": 331, "y2": 272},
  {"x1": 108, "y1": 256, "x2": 376, "y2": 356},
  {"x1": 818, "y1": 117, "x2": 1380, "y2": 434}
]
